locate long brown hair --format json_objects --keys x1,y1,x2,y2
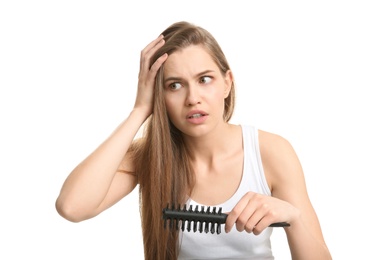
[{"x1": 132, "y1": 21, "x2": 236, "y2": 260}]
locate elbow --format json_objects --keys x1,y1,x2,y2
[{"x1": 55, "y1": 197, "x2": 89, "y2": 223}]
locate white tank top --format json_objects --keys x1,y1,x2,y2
[{"x1": 178, "y1": 125, "x2": 274, "y2": 259}]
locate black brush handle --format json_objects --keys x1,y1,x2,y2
[{"x1": 162, "y1": 204, "x2": 290, "y2": 235}]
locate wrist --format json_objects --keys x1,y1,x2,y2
[{"x1": 130, "y1": 107, "x2": 151, "y2": 123}]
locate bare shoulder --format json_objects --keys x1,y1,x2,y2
[
  {"x1": 258, "y1": 129, "x2": 304, "y2": 193},
  {"x1": 258, "y1": 129, "x2": 297, "y2": 161}
]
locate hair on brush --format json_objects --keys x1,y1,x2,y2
[{"x1": 162, "y1": 204, "x2": 290, "y2": 235}]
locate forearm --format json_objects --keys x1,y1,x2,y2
[
  {"x1": 56, "y1": 108, "x2": 149, "y2": 221},
  {"x1": 286, "y1": 216, "x2": 332, "y2": 260}
]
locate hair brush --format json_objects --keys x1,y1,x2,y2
[{"x1": 162, "y1": 204, "x2": 290, "y2": 235}]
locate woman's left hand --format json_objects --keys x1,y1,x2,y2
[{"x1": 225, "y1": 191, "x2": 300, "y2": 235}]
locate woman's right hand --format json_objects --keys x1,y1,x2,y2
[{"x1": 134, "y1": 34, "x2": 168, "y2": 116}]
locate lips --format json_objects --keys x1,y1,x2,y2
[
  {"x1": 188, "y1": 113, "x2": 205, "y2": 119},
  {"x1": 186, "y1": 110, "x2": 208, "y2": 119}
]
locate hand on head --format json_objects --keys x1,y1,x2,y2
[{"x1": 134, "y1": 35, "x2": 168, "y2": 116}]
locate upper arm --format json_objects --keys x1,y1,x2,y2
[
  {"x1": 259, "y1": 130, "x2": 306, "y2": 200},
  {"x1": 96, "y1": 150, "x2": 138, "y2": 214},
  {"x1": 259, "y1": 130, "x2": 325, "y2": 238}
]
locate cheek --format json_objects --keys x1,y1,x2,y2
[
  {"x1": 213, "y1": 90, "x2": 226, "y2": 105},
  {"x1": 213, "y1": 91, "x2": 227, "y2": 115}
]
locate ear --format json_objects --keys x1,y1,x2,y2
[{"x1": 223, "y1": 70, "x2": 233, "y2": 98}]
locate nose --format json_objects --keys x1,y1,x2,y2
[{"x1": 185, "y1": 84, "x2": 201, "y2": 106}]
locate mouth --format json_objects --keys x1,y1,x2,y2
[{"x1": 188, "y1": 113, "x2": 206, "y2": 119}]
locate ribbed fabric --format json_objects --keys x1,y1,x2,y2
[{"x1": 178, "y1": 125, "x2": 274, "y2": 259}]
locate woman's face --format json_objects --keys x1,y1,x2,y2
[{"x1": 163, "y1": 45, "x2": 232, "y2": 137}]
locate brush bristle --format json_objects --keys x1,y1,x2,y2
[{"x1": 162, "y1": 204, "x2": 227, "y2": 234}]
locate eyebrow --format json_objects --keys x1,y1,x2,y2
[{"x1": 164, "y1": 70, "x2": 215, "y2": 83}]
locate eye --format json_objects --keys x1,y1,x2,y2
[
  {"x1": 168, "y1": 82, "x2": 183, "y2": 91},
  {"x1": 199, "y1": 76, "x2": 212, "y2": 84}
]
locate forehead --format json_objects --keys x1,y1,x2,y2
[{"x1": 163, "y1": 45, "x2": 218, "y2": 77}]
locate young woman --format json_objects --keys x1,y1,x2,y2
[{"x1": 55, "y1": 21, "x2": 332, "y2": 260}]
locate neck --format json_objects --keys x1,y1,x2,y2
[{"x1": 183, "y1": 123, "x2": 240, "y2": 162}]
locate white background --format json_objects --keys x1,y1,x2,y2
[{"x1": 1, "y1": 1, "x2": 377, "y2": 259}]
